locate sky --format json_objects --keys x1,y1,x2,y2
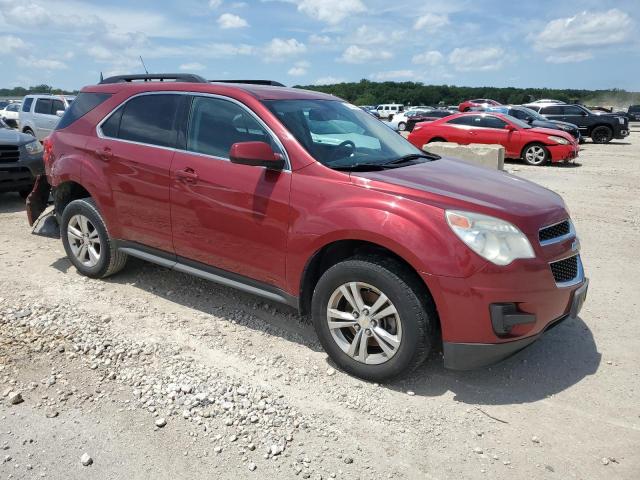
[{"x1": 0, "y1": 0, "x2": 638, "y2": 91}]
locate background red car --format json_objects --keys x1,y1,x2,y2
[
  {"x1": 458, "y1": 98, "x2": 501, "y2": 112},
  {"x1": 408, "y1": 112, "x2": 579, "y2": 166}
]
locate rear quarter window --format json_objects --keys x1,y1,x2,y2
[{"x1": 56, "y1": 92, "x2": 112, "y2": 130}]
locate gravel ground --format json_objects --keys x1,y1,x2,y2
[{"x1": 1, "y1": 126, "x2": 639, "y2": 480}]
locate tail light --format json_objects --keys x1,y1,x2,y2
[{"x1": 43, "y1": 137, "x2": 53, "y2": 166}]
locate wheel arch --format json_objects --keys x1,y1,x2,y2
[
  {"x1": 298, "y1": 239, "x2": 440, "y2": 333},
  {"x1": 53, "y1": 180, "x2": 93, "y2": 219}
]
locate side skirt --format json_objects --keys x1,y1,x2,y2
[{"x1": 114, "y1": 240, "x2": 299, "y2": 310}]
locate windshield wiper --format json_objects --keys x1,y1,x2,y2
[
  {"x1": 331, "y1": 163, "x2": 387, "y2": 171},
  {"x1": 383, "y1": 152, "x2": 440, "y2": 166}
]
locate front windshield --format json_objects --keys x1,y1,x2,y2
[
  {"x1": 519, "y1": 107, "x2": 547, "y2": 121},
  {"x1": 264, "y1": 99, "x2": 425, "y2": 168}
]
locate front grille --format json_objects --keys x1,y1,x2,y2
[
  {"x1": 0, "y1": 145, "x2": 20, "y2": 163},
  {"x1": 539, "y1": 220, "x2": 571, "y2": 243},
  {"x1": 550, "y1": 255, "x2": 579, "y2": 284}
]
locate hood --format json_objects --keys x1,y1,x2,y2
[
  {"x1": 528, "y1": 126, "x2": 575, "y2": 141},
  {"x1": 351, "y1": 158, "x2": 567, "y2": 233},
  {"x1": 0, "y1": 128, "x2": 36, "y2": 146},
  {"x1": 533, "y1": 119, "x2": 578, "y2": 130}
]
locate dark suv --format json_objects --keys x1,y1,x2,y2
[
  {"x1": 26, "y1": 74, "x2": 588, "y2": 381},
  {"x1": 628, "y1": 105, "x2": 640, "y2": 122},
  {"x1": 525, "y1": 103, "x2": 629, "y2": 143},
  {"x1": 0, "y1": 118, "x2": 44, "y2": 198}
]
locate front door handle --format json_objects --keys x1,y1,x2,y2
[
  {"x1": 176, "y1": 168, "x2": 198, "y2": 183},
  {"x1": 95, "y1": 147, "x2": 113, "y2": 161}
]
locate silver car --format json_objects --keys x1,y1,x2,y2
[{"x1": 19, "y1": 94, "x2": 75, "y2": 141}]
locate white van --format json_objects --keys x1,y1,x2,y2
[
  {"x1": 376, "y1": 104, "x2": 404, "y2": 120},
  {"x1": 19, "y1": 94, "x2": 75, "y2": 141}
]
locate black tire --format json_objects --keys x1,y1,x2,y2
[
  {"x1": 522, "y1": 143, "x2": 550, "y2": 166},
  {"x1": 61, "y1": 198, "x2": 127, "y2": 278},
  {"x1": 23, "y1": 128, "x2": 35, "y2": 137},
  {"x1": 590, "y1": 125, "x2": 613, "y2": 144},
  {"x1": 311, "y1": 257, "x2": 435, "y2": 381},
  {"x1": 397, "y1": 122, "x2": 406, "y2": 131}
]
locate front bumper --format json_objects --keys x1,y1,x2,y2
[
  {"x1": 548, "y1": 143, "x2": 579, "y2": 162},
  {"x1": 615, "y1": 129, "x2": 630, "y2": 139},
  {"x1": 443, "y1": 279, "x2": 589, "y2": 369},
  {"x1": 0, "y1": 150, "x2": 43, "y2": 193}
]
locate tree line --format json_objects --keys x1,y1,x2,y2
[
  {"x1": 294, "y1": 80, "x2": 639, "y2": 107},
  {"x1": 0, "y1": 84, "x2": 77, "y2": 97}
]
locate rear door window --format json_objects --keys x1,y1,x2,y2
[
  {"x1": 116, "y1": 94, "x2": 183, "y2": 148},
  {"x1": 51, "y1": 99, "x2": 65, "y2": 114},
  {"x1": 447, "y1": 116, "x2": 480, "y2": 126},
  {"x1": 540, "y1": 106, "x2": 563, "y2": 115},
  {"x1": 562, "y1": 105, "x2": 585, "y2": 115}
]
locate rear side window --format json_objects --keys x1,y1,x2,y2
[
  {"x1": 56, "y1": 92, "x2": 111, "y2": 130},
  {"x1": 629, "y1": 105, "x2": 640, "y2": 113},
  {"x1": 540, "y1": 106, "x2": 563, "y2": 115},
  {"x1": 479, "y1": 116, "x2": 507, "y2": 129},
  {"x1": 35, "y1": 98, "x2": 53, "y2": 114},
  {"x1": 447, "y1": 116, "x2": 478, "y2": 126},
  {"x1": 115, "y1": 94, "x2": 182, "y2": 148},
  {"x1": 562, "y1": 106, "x2": 584, "y2": 115},
  {"x1": 22, "y1": 98, "x2": 33, "y2": 112}
]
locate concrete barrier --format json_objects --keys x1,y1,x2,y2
[{"x1": 422, "y1": 142, "x2": 505, "y2": 170}]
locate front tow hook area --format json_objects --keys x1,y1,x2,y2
[
  {"x1": 26, "y1": 175, "x2": 60, "y2": 239},
  {"x1": 489, "y1": 303, "x2": 536, "y2": 336}
]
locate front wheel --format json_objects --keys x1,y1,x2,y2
[
  {"x1": 522, "y1": 143, "x2": 550, "y2": 166},
  {"x1": 61, "y1": 198, "x2": 127, "y2": 278},
  {"x1": 311, "y1": 258, "x2": 434, "y2": 381}
]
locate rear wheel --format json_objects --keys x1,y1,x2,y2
[
  {"x1": 397, "y1": 122, "x2": 406, "y2": 131},
  {"x1": 23, "y1": 128, "x2": 35, "y2": 137},
  {"x1": 590, "y1": 125, "x2": 613, "y2": 144},
  {"x1": 311, "y1": 258, "x2": 434, "y2": 381},
  {"x1": 522, "y1": 143, "x2": 549, "y2": 166},
  {"x1": 61, "y1": 198, "x2": 127, "y2": 278}
]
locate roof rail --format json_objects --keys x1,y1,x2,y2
[
  {"x1": 209, "y1": 80, "x2": 285, "y2": 87},
  {"x1": 99, "y1": 73, "x2": 208, "y2": 84}
]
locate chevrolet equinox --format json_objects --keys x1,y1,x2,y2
[{"x1": 26, "y1": 74, "x2": 589, "y2": 381}]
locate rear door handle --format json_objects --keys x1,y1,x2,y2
[
  {"x1": 176, "y1": 168, "x2": 198, "y2": 183},
  {"x1": 95, "y1": 147, "x2": 113, "y2": 161}
]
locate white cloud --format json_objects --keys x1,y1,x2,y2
[
  {"x1": 217, "y1": 13, "x2": 248, "y2": 29},
  {"x1": 18, "y1": 56, "x2": 67, "y2": 70},
  {"x1": 296, "y1": 0, "x2": 365, "y2": 25},
  {"x1": 412, "y1": 50, "x2": 443, "y2": 66},
  {"x1": 314, "y1": 76, "x2": 345, "y2": 85},
  {"x1": 535, "y1": 9, "x2": 633, "y2": 52},
  {"x1": 371, "y1": 70, "x2": 415, "y2": 81},
  {"x1": 545, "y1": 52, "x2": 594, "y2": 64},
  {"x1": 339, "y1": 45, "x2": 392, "y2": 64},
  {"x1": 263, "y1": 38, "x2": 306, "y2": 62},
  {"x1": 179, "y1": 62, "x2": 206, "y2": 71},
  {"x1": 448, "y1": 46, "x2": 505, "y2": 72},
  {"x1": 0, "y1": 35, "x2": 28, "y2": 54},
  {"x1": 287, "y1": 60, "x2": 310, "y2": 76},
  {"x1": 348, "y1": 25, "x2": 404, "y2": 45},
  {"x1": 309, "y1": 34, "x2": 331, "y2": 45},
  {"x1": 208, "y1": 0, "x2": 223, "y2": 8},
  {"x1": 414, "y1": 13, "x2": 449, "y2": 31}
]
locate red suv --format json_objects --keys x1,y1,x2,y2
[{"x1": 26, "y1": 74, "x2": 588, "y2": 381}]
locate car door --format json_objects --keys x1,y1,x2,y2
[
  {"x1": 443, "y1": 115, "x2": 481, "y2": 143},
  {"x1": 33, "y1": 98, "x2": 55, "y2": 139},
  {"x1": 476, "y1": 115, "x2": 520, "y2": 156},
  {"x1": 558, "y1": 105, "x2": 588, "y2": 133},
  {"x1": 539, "y1": 105, "x2": 564, "y2": 122},
  {"x1": 86, "y1": 93, "x2": 185, "y2": 252},
  {"x1": 170, "y1": 95, "x2": 291, "y2": 288}
]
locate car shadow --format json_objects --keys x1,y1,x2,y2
[
  {"x1": 505, "y1": 159, "x2": 582, "y2": 168},
  {"x1": 0, "y1": 192, "x2": 26, "y2": 213},
  {"x1": 52, "y1": 256, "x2": 600, "y2": 405},
  {"x1": 385, "y1": 316, "x2": 600, "y2": 405}
]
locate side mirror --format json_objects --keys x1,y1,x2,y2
[
  {"x1": 504, "y1": 124, "x2": 516, "y2": 131},
  {"x1": 525, "y1": 117, "x2": 534, "y2": 123},
  {"x1": 55, "y1": 110, "x2": 65, "y2": 117},
  {"x1": 229, "y1": 141, "x2": 285, "y2": 170}
]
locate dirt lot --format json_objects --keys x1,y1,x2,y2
[{"x1": 1, "y1": 127, "x2": 639, "y2": 480}]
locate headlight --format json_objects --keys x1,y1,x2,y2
[
  {"x1": 548, "y1": 135, "x2": 569, "y2": 145},
  {"x1": 24, "y1": 140, "x2": 43, "y2": 155},
  {"x1": 618, "y1": 117, "x2": 624, "y2": 124},
  {"x1": 445, "y1": 210, "x2": 535, "y2": 266}
]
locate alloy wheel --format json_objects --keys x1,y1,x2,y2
[
  {"x1": 67, "y1": 214, "x2": 101, "y2": 267},
  {"x1": 525, "y1": 145, "x2": 546, "y2": 165},
  {"x1": 326, "y1": 282, "x2": 402, "y2": 365}
]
